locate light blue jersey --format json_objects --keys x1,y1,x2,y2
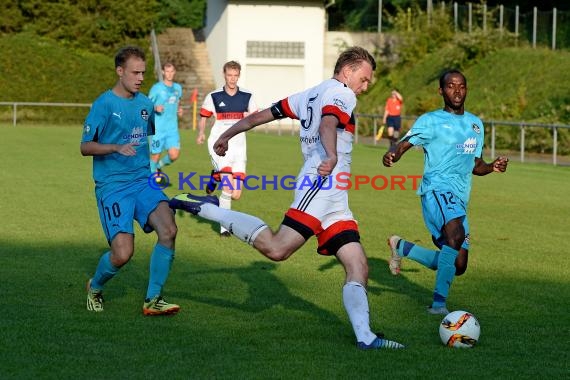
[
  {"x1": 404, "y1": 109, "x2": 484, "y2": 204},
  {"x1": 81, "y1": 90, "x2": 155, "y2": 198},
  {"x1": 148, "y1": 81, "x2": 182, "y2": 133}
]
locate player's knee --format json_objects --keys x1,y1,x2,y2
[
  {"x1": 261, "y1": 246, "x2": 292, "y2": 262},
  {"x1": 446, "y1": 236, "x2": 465, "y2": 251},
  {"x1": 110, "y1": 250, "x2": 133, "y2": 267},
  {"x1": 165, "y1": 224, "x2": 178, "y2": 240},
  {"x1": 455, "y1": 264, "x2": 467, "y2": 276},
  {"x1": 169, "y1": 152, "x2": 179, "y2": 161},
  {"x1": 158, "y1": 223, "x2": 177, "y2": 243}
]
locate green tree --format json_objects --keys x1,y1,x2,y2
[
  {"x1": 156, "y1": 0, "x2": 206, "y2": 29},
  {"x1": 1, "y1": 0, "x2": 206, "y2": 52}
]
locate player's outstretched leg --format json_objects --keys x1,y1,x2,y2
[
  {"x1": 387, "y1": 235, "x2": 441, "y2": 273},
  {"x1": 170, "y1": 192, "x2": 268, "y2": 246},
  {"x1": 169, "y1": 193, "x2": 219, "y2": 215}
]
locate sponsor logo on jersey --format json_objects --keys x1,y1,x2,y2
[
  {"x1": 141, "y1": 109, "x2": 149, "y2": 120},
  {"x1": 333, "y1": 98, "x2": 347, "y2": 111},
  {"x1": 84, "y1": 124, "x2": 91, "y2": 134},
  {"x1": 217, "y1": 112, "x2": 245, "y2": 120},
  {"x1": 456, "y1": 137, "x2": 477, "y2": 154},
  {"x1": 299, "y1": 135, "x2": 320, "y2": 144},
  {"x1": 123, "y1": 126, "x2": 148, "y2": 142},
  {"x1": 472, "y1": 123, "x2": 481, "y2": 133}
]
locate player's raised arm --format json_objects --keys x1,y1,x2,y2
[
  {"x1": 317, "y1": 115, "x2": 339, "y2": 176},
  {"x1": 213, "y1": 108, "x2": 276, "y2": 156}
]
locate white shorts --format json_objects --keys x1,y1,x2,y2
[
  {"x1": 208, "y1": 129, "x2": 247, "y2": 175},
  {"x1": 290, "y1": 153, "x2": 355, "y2": 227}
]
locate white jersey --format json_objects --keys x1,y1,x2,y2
[
  {"x1": 275, "y1": 78, "x2": 358, "y2": 231},
  {"x1": 278, "y1": 78, "x2": 357, "y2": 177}
]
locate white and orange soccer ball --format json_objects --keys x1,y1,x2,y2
[{"x1": 439, "y1": 310, "x2": 480, "y2": 348}]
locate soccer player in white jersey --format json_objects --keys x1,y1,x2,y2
[
  {"x1": 197, "y1": 61, "x2": 257, "y2": 236},
  {"x1": 383, "y1": 70, "x2": 508, "y2": 315},
  {"x1": 171, "y1": 47, "x2": 405, "y2": 350}
]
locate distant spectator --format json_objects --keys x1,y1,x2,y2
[{"x1": 382, "y1": 89, "x2": 403, "y2": 151}]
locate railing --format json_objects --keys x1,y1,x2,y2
[
  {"x1": 371, "y1": 2, "x2": 570, "y2": 50},
  {"x1": 356, "y1": 114, "x2": 570, "y2": 166},
  {"x1": 1, "y1": 101, "x2": 569, "y2": 166},
  {"x1": 0, "y1": 101, "x2": 91, "y2": 126}
]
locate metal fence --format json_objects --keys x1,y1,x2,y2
[
  {"x1": 356, "y1": 114, "x2": 570, "y2": 166},
  {"x1": 375, "y1": 1, "x2": 570, "y2": 50},
  {"x1": 446, "y1": 2, "x2": 570, "y2": 50},
  {"x1": 1, "y1": 101, "x2": 569, "y2": 166},
  {"x1": 0, "y1": 101, "x2": 91, "y2": 126}
]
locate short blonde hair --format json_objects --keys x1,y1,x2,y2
[{"x1": 223, "y1": 61, "x2": 241, "y2": 73}]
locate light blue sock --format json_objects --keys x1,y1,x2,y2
[
  {"x1": 150, "y1": 160, "x2": 158, "y2": 173},
  {"x1": 146, "y1": 244, "x2": 175, "y2": 300},
  {"x1": 397, "y1": 239, "x2": 439, "y2": 270},
  {"x1": 432, "y1": 245, "x2": 458, "y2": 308},
  {"x1": 91, "y1": 251, "x2": 119, "y2": 290},
  {"x1": 157, "y1": 155, "x2": 172, "y2": 169}
]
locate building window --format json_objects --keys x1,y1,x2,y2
[{"x1": 246, "y1": 41, "x2": 305, "y2": 59}]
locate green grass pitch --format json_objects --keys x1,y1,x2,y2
[{"x1": 0, "y1": 125, "x2": 568, "y2": 378}]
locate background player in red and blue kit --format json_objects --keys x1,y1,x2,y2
[
  {"x1": 197, "y1": 61, "x2": 257, "y2": 236},
  {"x1": 81, "y1": 46, "x2": 179, "y2": 315}
]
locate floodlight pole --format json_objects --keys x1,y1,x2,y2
[{"x1": 378, "y1": 0, "x2": 382, "y2": 35}]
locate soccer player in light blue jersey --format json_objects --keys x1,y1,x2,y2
[
  {"x1": 81, "y1": 46, "x2": 180, "y2": 315},
  {"x1": 383, "y1": 70, "x2": 508, "y2": 315},
  {"x1": 149, "y1": 62, "x2": 183, "y2": 178}
]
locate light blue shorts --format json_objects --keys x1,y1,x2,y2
[
  {"x1": 150, "y1": 131, "x2": 180, "y2": 154},
  {"x1": 97, "y1": 180, "x2": 169, "y2": 244},
  {"x1": 421, "y1": 190, "x2": 470, "y2": 250}
]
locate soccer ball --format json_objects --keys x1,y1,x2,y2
[{"x1": 439, "y1": 310, "x2": 480, "y2": 348}]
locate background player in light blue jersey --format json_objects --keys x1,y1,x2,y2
[
  {"x1": 383, "y1": 70, "x2": 508, "y2": 315},
  {"x1": 81, "y1": 46, "x2": 180, "y2": 316},
  {"x1": 149, "y1": 62, "x2": 183, "y2": 178}
]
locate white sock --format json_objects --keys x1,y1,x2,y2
[
  {"x1": 198, "y1": 204, "x2": 268, "y2": 245},
  {"x1": 342, "y1": 281, "x2": 377, "y2": 345},
  {"x1": 219, "y1": 191, "x2": 232, "y2": 234}
]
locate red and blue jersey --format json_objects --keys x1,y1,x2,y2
[{"x1": 200, "y1": 87, "x2": 257, "y2": 130}]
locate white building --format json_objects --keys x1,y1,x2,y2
[{"x1": 204, "y1": 0, "x2": 326, "y2": 110}]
